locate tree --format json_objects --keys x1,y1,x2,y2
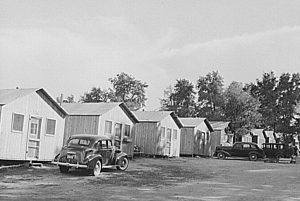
[
  {"x1": 251, "y1": 72, "x2": 278, "y2": 130},
  {"x1": 196, "y1": 71, "x2": 225, "y2": 120},
  {"x1": 80, "y1": 87, "x2": 115, "y2": 103},
  {"x1": 109, "y1": 72, "x2": 148, "y2": 111},
  {"x1": 161, "y1": 79, "x2": 196, "y2": 117},
  {"x1": 223, "y1": 81, "x2": 262, "y2": 140},
  {"x1": 64, "y1": 94, "x2": 75, "y2": 103},
  {"x1": 251, "y1": 72, "x2": 300, "y2": 143}
]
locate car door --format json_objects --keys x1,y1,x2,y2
[
  {"x1": 231, "y1": 143, "x2": 243, "y2": 156},
  {"x1": 96, "y1": 140, "x2": 114, "y2": 166}
]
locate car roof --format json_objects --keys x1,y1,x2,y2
[
  {"x1": 235, "y1": 142, "x2": 258, "y2": 146},
  {"x1": 69, "y1": 134, "x2": 111, "y2": 141}
]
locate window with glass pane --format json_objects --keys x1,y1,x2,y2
[
  {"x1": 124, "y1": 125, "x2": 130, "y2": 137},
  {"x1": 12, "y1": 113, "x2": 24, "y2": 132},
  {"x1": 46, "y1": 119, "x2": 56, "y2": 135},
  {"x1": 105, "y1": 121, "x2": 112, "y2": 135},
  {"x1": 115, "y1": 123, "x2": 122, "y2": 139}
]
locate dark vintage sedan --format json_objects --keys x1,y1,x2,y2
[
  {"x1": 214, "y1": 142, "x2": 265, "y2": 161},
  {"x1": 52, "y1": 134, "x2": 129, "y2": 176}
]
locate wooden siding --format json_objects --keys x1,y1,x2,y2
[
  {"x1": 133, "y1": 122, "x2": 158, "y2": 155},
  {"x1": 180, "y1": 127, "x2": 194, "y2": 155},
  {"x1": 63, "y1": 115, "x2": 99, "y2": 144},
  {"x1": 0, "y1": 92, "x2": 65, "y2": 161},
  {"x1": 99, "y1": 105, "x2": 135, "y2": 157},
  {"x1": 210, "y1": 130, "x2": 221, "y2": 155}
]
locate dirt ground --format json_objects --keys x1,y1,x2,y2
[{"x1": 1, "y1": 157, "x2": 300, "y2": 201}]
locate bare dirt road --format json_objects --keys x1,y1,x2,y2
[{"x1": 1, "y1": 157, "x2": 300, "y2": 201}]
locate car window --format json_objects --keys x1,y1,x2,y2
[
  {"x1": 234, "y1": 143, "x2": 242, "y2": 149},
  {"x1": 243, "y1": 144, "x2": 250, "y2": 149},
  {"x1": 250, "y1": 144, "x2": 257, "y2": 149},
  {"x1": 68, "y1": 138, "x2": 91, "y2": 147}
]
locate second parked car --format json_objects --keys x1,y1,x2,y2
[{"x1": 214, "y1": 142, "x2": 265, "y2": 161}]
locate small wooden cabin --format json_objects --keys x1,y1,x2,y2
[
  {"x1": 62, "y1": 102, "x2": 138, "y2": 157},
  {"x1": 210, "y1": 121, "x2": 232, "y2": 151},
  {"x1": 133, "y1": 111, "x2": 183, "y2": 157},
  {"x1": 179, "y1": 118, "x2": 214, "y2": 157},
  {"x1": 0, "y1": 88, "x2": 67, "y2": 161}
]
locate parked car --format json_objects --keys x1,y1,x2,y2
[
  {"x1": 213, "y1": 142, "x2": 265, "y2": 161},
  {"x1": 52, "y1": 134, "x2": 129, "y2": 176},
  {"x1": 262, "y1": 143, "x2": 296, "y2": 163}
]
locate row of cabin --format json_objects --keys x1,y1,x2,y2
[{"x1": 0, "y1": 88, "x2": 231, "y2": 161}]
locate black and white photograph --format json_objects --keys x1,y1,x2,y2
[{"x1": 1, "y1": 0, "x2": 300, "y2": 200}]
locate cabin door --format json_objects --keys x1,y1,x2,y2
[
  {"x1": 26, "y1": 116, "x2": 41, "y2": 160},
  {"x1": 165, "y1": 128, "x2": 172, "y2": 156}
]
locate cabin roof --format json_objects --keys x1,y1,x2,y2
[
  {"x1": 210, "y1": 121, "x2": 230, "y2": 130},
  {"x1": 133, "y1": 111, "x2": 183, "y2": 128},
  {"x1": 179, "y1": 117, "x2": 214, "y2": 132},
  {"x1": 0, "y1": 88, "x2": 67, "y2": 117},
  {"x1": 62, "y1": 102, "x2": 138, "y2": 123},
  {"x1": 0, "y1": 88, "x2": 38, "y2": 105}
]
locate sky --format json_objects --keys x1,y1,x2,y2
[{"x1": 1, "y1": 0, "x2": 300, "y2": 110}]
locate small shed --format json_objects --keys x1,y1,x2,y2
[
  {"x1": 179, "y1": 118, "x2": 214, "y2": 157},
  {"x1": 251, "y1": 129, "x2": 267, "y2": 147},
  {"x1": 0, "y1": 88, "x2": 67, "y2": 161},
  {"x1": 210, "y1": 121, "x2": 232, "y2": 152},
  {"x1": 133, "y1": 111, "x2": 183, "y2": 157},
  {"x1": 62, "y1": 102, "x2": 138, "y2": 157}
]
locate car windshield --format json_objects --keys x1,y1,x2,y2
[{"x1": 68, "y1": 138, "x2": 92, "y2": 147}]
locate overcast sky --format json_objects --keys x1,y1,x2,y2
[{"x1": 1, "y1": 0, "x2": 300, "y2": 110}]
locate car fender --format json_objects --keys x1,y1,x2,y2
[
  {"x1": 218, "y1": 150, "x2": 231, "y2": 157},
  {"x1": 248, "y1": 151, "x2": 264, "y2": 158},
  {"x1": 86, "y1": 155, "x2": 102, "y2": 169},
  {"x1": 115, "y1": 152, "x2": 128, "y2": 164}
]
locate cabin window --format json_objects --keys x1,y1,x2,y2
[
  {"x1": 161, "y1": 127, "x2": 166, "y2": 138},
  {"x1": 115, "y1": 123, "x2": 122, "y2": 139},
  {"x1": 173, "y1": 129, "x2": 177, "y2": 140},
  {"x1": 46, "y1": 119, "x2": 56, "y2": 135},
  {"x1": 124, "y1": 124, "x2": 131, "y2": 137},
  {"x1": 206, "y1": 132, "x2": 209, "y2": 141},
  {"x1": 12, "y1": 113, "x2": 24, "y2": 132},
  {"x1": 105, "y1": 121, "x2": 112, "y2": 135},
  {"x1": 166, "y1": 128, "x2": 172, "y2": 141}
]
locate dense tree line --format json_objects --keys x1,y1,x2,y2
[{"x1": 161, "y1": 71, "x2": 300, "y2": 143}]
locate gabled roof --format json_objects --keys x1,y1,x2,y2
[
  {"x1": 133, "y1": 111, "x2": 183, "y2": 128},
  {"x1": 0, "y1": 88, "x2": 38, "y2": 105},
  {"x1": 179, "y1": 117, "x2": 214, "y2": 132},
  {"x1": 210, "y1": 121, "x2": 230, "y2": 130},
  {"x1": 0, "y1": 88, "x2": 67, "y2": 118},
  {"x1": 62, "y1": 102, "x2": 138, "y2": 123}
]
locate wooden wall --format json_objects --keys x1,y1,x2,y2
[
  {"x1": 180, "y1": 127, "x2": 194, "y2": 155},
  {"x1": 133, "y1": 122, "x2": 158, "y2": 155},
  {"x1": 63, "y1": 115, "x2": 99, "y2": 145}
]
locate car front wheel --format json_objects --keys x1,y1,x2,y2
[
  {"x1": 217, "y1": 152, "x2": 226, "y2": 160},
  {"x1": 117, "y1": 157, "x2": 129, "y2": 171},
  {"x1": 249, "y1": 153, "x2": 258, "y2": 161},
  {"x1": 92, "y1": 160, "x2": 102, "y2": 176}
]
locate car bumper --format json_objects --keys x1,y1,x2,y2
[{"x1": 52, "y1": 161, "x2": 87, "y2": 168}]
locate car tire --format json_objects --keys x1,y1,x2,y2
[
  {"x1": 249, "y1": 153, "x2": 258, "y2": 161},
  {"x1": 92, "y1": 160, "x2": 102, "y2": 176},
  {"x1": 116, "y1": 157, "x2": 129, "y2": 171},
  {"x1": 59, "y1": 165, "x2": 69, "y2": 173},
  {"x1": 217, "y1": 152, "x2": 226, "y2": 160}
]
